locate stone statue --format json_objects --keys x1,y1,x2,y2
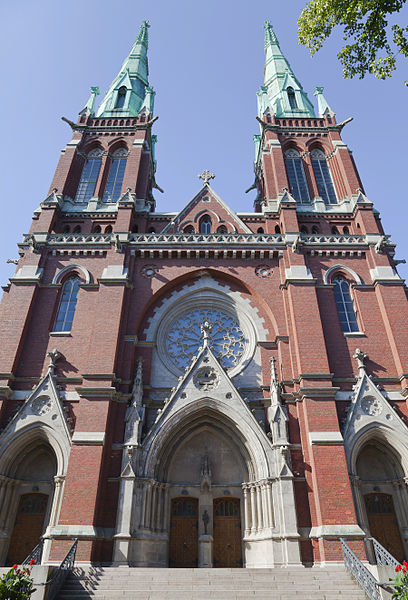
[{"x1": 125, "y1": 358, "x2": 145, "y2": 446}]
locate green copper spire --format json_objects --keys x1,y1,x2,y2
[
  {"x1": 258, "y1": 21, "x2": 315, "y2": 119},
  {"x1": 96, "y1": 21, "x2": 155, "y2": 118}
]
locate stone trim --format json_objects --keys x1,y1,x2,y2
[
  {"x1": 72, "y1": 432, "x2": 105, "y2": 445},
  {"x1": 10, "y1": 266, "x2": 43, "y2": 282},
  {"x1": 309, "y1": 431, "x2": 344, "y2": 445},
  {"x1": 309, "y1": 524, "x2": 365, "y2": 538}
]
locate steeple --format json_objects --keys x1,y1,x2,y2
[
  {"x1": 96, "y1": 21, "x2": 155, "y2": 118},
  {"x1": 257, "y1": 21, "x2": 315, "y2": 119}
]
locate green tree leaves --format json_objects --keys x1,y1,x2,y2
[{"x1": 298, "y1": 0, "x2": 408, "y2": 83}]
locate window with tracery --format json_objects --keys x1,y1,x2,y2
[
  {"x1": 199, "y1": 215, "x2": 212, "y2": 234},
  {"x1": 54, "y1": 276, "x2": 81, "y2": 332},
  {"x1": 103, "y1": 148, "x2": 127, "y2": 203},
  {"x1": 284, "y1": 149, "x2": 310, "y2": 204},
  {"x1": 333, "y1": 276, "x2": 359, "y2": 332},
  {"x1": 166, "y1": 309, "x2": 245, "y2": 370},
  {"x1": 74, "y1": 149, "x2": 102, "y2": 204},
  {"x1": 311, "y1": 148, "x2": 337, "y2": 204}
]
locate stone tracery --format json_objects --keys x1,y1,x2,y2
[{"x1": 166, "y1": 309, "x2": 246, "y2": 370}]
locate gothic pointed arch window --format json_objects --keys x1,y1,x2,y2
[
  {"x1": 333, "y1": 275, "x2": 359, "y2": 332},
  {"x1": 54, "y1": 276, "x2": 81, "y2": 332},
  {"x1": 311, "y1": 148, "x2": 337, "y2": 204},
  {"x1": 74, "y1": 148, "x2": 102, "y2": 204},
  {"x1": 287, "y1": 87, "x2": 297, "y2": 110},
  {"x1": 115, "y1": 86, "x2": 127, "y2": 109},
  {"x1": 199, "y1": 215, "x2": 212, "y2": 234},
  {"x1": 103, "y1": 148, "x2": 128, "y2": 203},
  {"x1": 284, "y1": 149, "x2": 310, "y2": 204}
]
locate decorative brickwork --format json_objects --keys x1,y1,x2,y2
[{"x1": 0, "y1": 23, "x2": 407, "y2": 570}]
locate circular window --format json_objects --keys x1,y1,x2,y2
[{"x1": 166, "y1": 309, "x2": 246, "y2": 370}]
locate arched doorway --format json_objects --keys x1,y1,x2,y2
[
  {"x1": 213, "y1": 497, "x2": 242, "y2": 567},
  {"x1": 3, "y1": 443, "x2": 57, "y2": 565},
  {"x1": 354, "y1": 441, "x2": 408, "y2": 562},
  {"x1": 166, "y1": 426, "x2": 245, "y2": 568}
]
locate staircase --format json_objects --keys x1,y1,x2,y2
[{"x1": 57, "y1": 566, "x2": 367, "y2": 599}]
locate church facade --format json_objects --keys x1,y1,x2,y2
[{"x1": 0, "y1": 21, "x2": 408, "y2": 569}]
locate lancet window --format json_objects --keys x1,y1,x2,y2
[
  {"x1": 199, "y1": 215, "x2": 212, "y2": 234},
  {"x1": 115, "y1": 86, "x2": 127, "y2": 109},
  {"x1": 74, "y1": 149, "x2": 102, "y2": 204},
  {"x1": 284, "y1": 149, "x2": 310, "y2": 204},
  {"x1": 54, "y1": 276, "x2": 81, "y2": 332},
  {"x1": 287, "y1": 87, "x2": 297, "y2": 110},
  {"x1": 311, "y1": 148, "x2": 337, "y2": 204},
  {"x1": 333, "y1": 276, "x2": 359, "y2": 332},
  {"x1": 103, "y1": 148, "x2": 128, "y2": 202}
]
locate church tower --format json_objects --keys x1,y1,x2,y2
[{"x1": 0, "y1": 20, "x2": 407, "y2": 572}]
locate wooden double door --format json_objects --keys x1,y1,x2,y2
[
  {"x1": 168, "y1": 496, "x2": 242, "y2": 568},
  {"x1": 365, "y1": 493, "x2": 405, "y2": 562},
  {"x1": 7, "y1": 493, "x2": 49, "y2": 565}
]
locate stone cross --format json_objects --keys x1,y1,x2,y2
[{"x1": 198, "y1": 170, "x2": 215, "y2": 185}]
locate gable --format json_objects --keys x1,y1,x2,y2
[
  {"x1": 161, "y1": 185, "x2": 252, "y2": 234},
  {"x1": 343, "y1": 372, "x2": 408, "y2": 468}
]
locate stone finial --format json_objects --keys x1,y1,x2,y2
[
  {"x1": 198, "y1": 170, "x2": 215, "y2": 185},
  {"x1": 353, "y1": 348, "x2": 368, "y2": 376},
  {"x1": 47, "y1": 349, "x2": 62, "y2": 374},
  {"x1": 200, "y1": 321, "x2": 212, "y2": 347}
]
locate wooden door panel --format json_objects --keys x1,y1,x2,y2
[
  {"x1": 169, "y1": 497, "x2": 198, "y2": 568},
  {"x1": 213, "y1": 497, "x2": 242, "y2": 568},
  {"x1": 365, "y1": 493, "x2": 405, "y2": 562},
  {"x1": 7, "y1": 493, "x2": 48, "y2": 565}
]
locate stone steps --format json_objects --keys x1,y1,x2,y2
[{"x1": 56, "y1": 566, "x2": 367, "y2": 599}]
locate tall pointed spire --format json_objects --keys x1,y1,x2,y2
[
  {"x1": 96, "y1": 21, "x2": 155, "y2": 118},
  {"x1": 258, "y1": 21, "x2": 315, "y2": 119}
]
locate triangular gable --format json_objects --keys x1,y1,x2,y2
[
  {"x1": 146, "y1": 342, "x2": 261, "y2": 436},
  {"x1": 114, "y1": 71, "x2": 132, "y2": 91},
  {"x1": 343, "y1": 372, "x2": 408, "y2": 451},
  {"x1": 282, "y1": 71, "x2": 302, "y2": 93},
  {"x1": 161, "y1": 185, "x2": 252, "y2": 234},
  {"x1": 0, "y1": 370, "x2": 72, "y2": 449}
]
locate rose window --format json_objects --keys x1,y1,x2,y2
[{"x1": 166, "y1": 309, "x2": 246, "y2": 370}]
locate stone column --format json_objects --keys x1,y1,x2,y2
[
  {"x1": 162, "y1": 486, "x2": 170, "y2": 533},
  {"x1": 243, "y1": 485, "x2": 251, "y2": 535},
  {"x1": 250, "y1": 486, "x2": 257, "y2": 533},
  {"x1": 256, "y1": 484, "x2": 263, "y2": 531},
  {"x1": 113, "y1": 462, "x2": 136, "y2": 565},
  {"x1": 43, "y1": 475, "x2": 66, "y2": 564}
]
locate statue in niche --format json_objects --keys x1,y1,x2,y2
[
  {"x1": 125, "y1": 357, "x2": 145, "y2": 446},
  {"x1": 267, "y1": 357, "x2": 289, "y2": 445},
  {"x1": 200, "y1": 452, "x2": 212, "y2": 492}
]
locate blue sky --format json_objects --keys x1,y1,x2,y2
[{"x1": 0, "y1": 0, "x2": 407, "y2": 287}]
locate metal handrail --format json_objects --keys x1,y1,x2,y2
[
  {"x1": 368, "y1": 537, "x2": 400, "y2": 569},
  {"x1": 22, "y1": 539, "x2": 44, "y2": 565},
  {"x1": 340, "y1": 538, "x2": 380, "y2": 600},
  {"x1": 42, "y1": 538, "x2": 78, "y2": 600}
]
